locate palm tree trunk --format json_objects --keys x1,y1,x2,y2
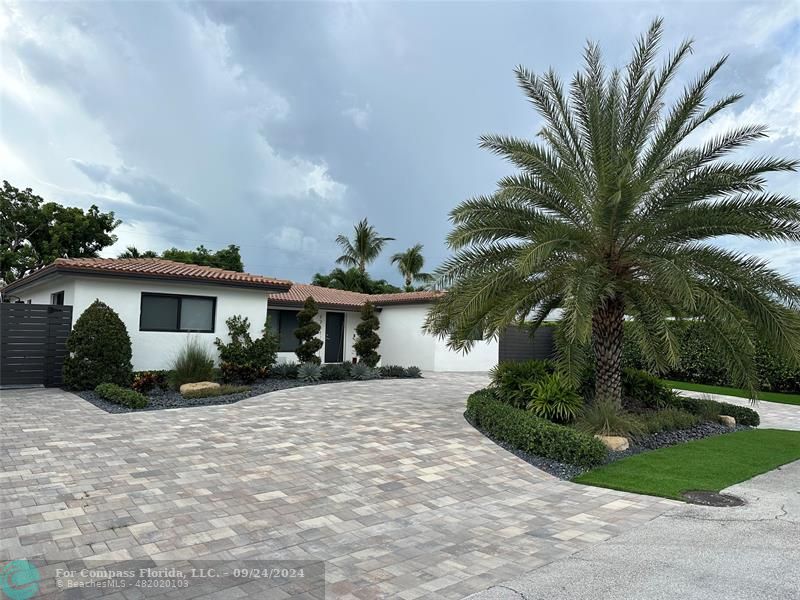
[{"x1": 592, "y1": 294, "x2": 625, "y2": 407}]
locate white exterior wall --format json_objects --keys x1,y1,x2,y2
[
  {"x1": 379, "y1": 304, "x2": 498, "y2": 372},
  {"x1": 274, "y1": 308, "x2": 360, "y2": 365},
  {"x1": 13, "y1": 275, "x2": 269, "y2": 371}
]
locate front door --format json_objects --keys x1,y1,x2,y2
[{"x1": 324, "y1": 312, "x2": 345, "y2": 363}]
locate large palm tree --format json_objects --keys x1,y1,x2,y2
[
  {"x1": 425, "y1": 19, "x2": 800, "y2": 406},
  {"x1": 336, "y1": 218, "x2": 394, "y2": 273},
  {"x1": 391, "y1": 244, "x2": 434, "y2": 289}
]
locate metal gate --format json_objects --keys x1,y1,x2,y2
[
  {"x1": 0, "y1": 303, "x2": 73, "y2": 387},
  {"x1": 498, "y1": 325, "x2": 556, "y2": 362}
]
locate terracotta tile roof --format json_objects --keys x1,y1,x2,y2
[
  {"x1": 2, "y1": 258, "x2": 292, "y2": 293},
  {"x1": 268, "y1": 284, "x2": 444, "y2": 311}
]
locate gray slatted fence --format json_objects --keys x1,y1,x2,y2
[
  {"x1": 498, "y1": 325, "x2": 556, "y2": 362},
  {"x1": 0, "y1": 303, "x2": 73, "y2": 387}
]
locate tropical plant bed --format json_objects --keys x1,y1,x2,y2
[
  {"x1": 466, "y1": 411, "x2": 750, "y2": 480},
  {"x1": 76, "y1": 374, "x2": 418, "y2": 414},
  {"x1": 573, "y1": 429, "x2": 800, "y2": 500}
]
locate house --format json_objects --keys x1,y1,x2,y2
[{"x1": 1, "y1": 258, "x2": 500, "y2": 372}]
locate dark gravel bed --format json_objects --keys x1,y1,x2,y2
[
  {"x1": 465, "y1": 413, "x2": 751, "y2": 480},
  {"x1": 77, "y1": 378, "x2": 354, "y2": 413}
]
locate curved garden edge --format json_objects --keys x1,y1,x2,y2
[{"x1": 75, "y1": 375, "x2": 420, "y2": 414}]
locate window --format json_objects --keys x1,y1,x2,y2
[
  {"x1": 50, "y1": 291, "x2": 65, "y2": 305},
  {"x1": 267, "y1": 309, "x2": 300, "y2": 352},
  {"x1": 140, "y1": 293, "x2": 216, "y2": 332}
]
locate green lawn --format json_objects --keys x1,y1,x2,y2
[
  {"x1": 665, "y1": 379, "x2": 800, "y2": 406},
  {"x1": 573, "y1": 429, "x2": 800, "y2": 500}
]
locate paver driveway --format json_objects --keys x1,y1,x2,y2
[{"x1": 1, "y1": 374, "x2": 676, "y2": 599}]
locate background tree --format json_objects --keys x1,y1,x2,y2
[
  {"x1": 425, "y1": 19, "x2": 800, "y2": 407},
  {"x1": 294, "y1": 296, "x2": 323, "y2": 364},
  {"x1": 1, "y1": 181, "x2": 119, "y2": 283},
  {"x1": 63, "y1": 300, "x2": 133, "y2": 390},
  {"x1": 354, "y1": 302, "x2": 381, "y2": 367},
  {"x1": 335, "y1": 218, "x2": 394, "y2": 273},
  {"x1": 390, "y1": 244, "x2": 434, "y2": 290},
  {"x1": 312, "y1": 267, "x2": 402, "y2": 294},
  {"x1": 118, "y1": 246, "x2": 158, "y2": 259},
  {"x1": 161, "y1": 244, "x2": 244, "y2": 271}
]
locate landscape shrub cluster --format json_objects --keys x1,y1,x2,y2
[
  {"x1": 466, "y1": 389, "x2": 607, "y2": 467},
  {"x1": 622, "y1": 320, "x2": 800, "y2": 394},
  {"x1": 215, "y1": 315, "x2": 278, "y2": 382},
  {"x1": 94, "y1": 383, "x2": 148, "y2": 409},
  {"x1": 181, "y1": 385, "x2": 250, "y2": 399}
]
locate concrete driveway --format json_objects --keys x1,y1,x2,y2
[{"x1": 1, "y1": 374, "x2": 676, "y2": 599}]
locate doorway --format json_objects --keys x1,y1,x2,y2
[{"x1": 324, "y1": 312, "x2": 345, "y2": 363}]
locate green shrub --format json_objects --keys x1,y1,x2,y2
[
  {"x1": 63, "y1": 300, "x2": 133, "y2": 390},
  {"x1": 666, "y1": 395, "x2": 760, "y2": 427},
  {"x1": 524, "y1": 373, "x2": 583, "y2": 423},
  {"x1": 181, "y1": 384, "x2": 250, "y2": 399},
  {"x1": 623, "y1": 320, "x2": 800, "y2": 393},
  {"x1": 215, "y1": 315, "x2": 278, "y2": 382},
  {"x1": 94, "y1": 383, "x2": 148, "y2": 409},
  {"x1": 466, "y1": 389, "x2": 607, "y2": 467},
  {"x1": 637, "y1": 407, "x2": 700, "y2": 434},
  {"x1": 169, "y1": 338, "x2": 215, "y2": 389},
  {"x1": 294, "y1": 297, "x2": 323, "y2": 364},
  {"x1": 404, "y1": 366, "x2": 422, "y2": 378},
  {"x1": 131, "y1": 370, "x2": 169, "y2": 394},
  {"x1": 350, "y1": 362, "x2": 377, "y2": 380},
  {"x1": 298, "y1": 362, "x2": 322, "y2": 382},
  {"x1": 379, "y1": 365, "x2": 406, "y2": 378},
  {"x1": 272, "y1": 362, "x2": 299, "y2": 379},
  {"x1": 354, "y1": 302, "x2": 381, "y2": 367},
  {"x1": 321, "y1": 363, "x2": 350, "y2": 380},
  {"x1": 576, "y1": 401, "x2": 644, "y2": 438},
  {"x1": 622, "y1": 368, "x2": 675, "y2": 411},
  {"x1": 488, "y1": 360, "x2": 554, "y2": 408}
]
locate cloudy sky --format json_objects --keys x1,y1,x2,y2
[{"x1": 2, "y1": 1, "x2": 798, "y2": 283}]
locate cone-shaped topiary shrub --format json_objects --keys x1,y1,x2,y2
[
  {"x1": 294, "y1": 296, "x2": 323, "y2": 364},
  {"x1": 63, "y1": 300, "x2": 133, "y2": 390},
  {"x1": 354, "y1": 302, "x2": 381, "y2": 367}
]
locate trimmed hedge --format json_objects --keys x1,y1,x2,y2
[
  {"x1": 622, "y1": 320, "x2": 800, "y2": 393},
  {"x1": 95, "y1": 383, "x2": 148, "y2": 409},
  {"x1": 466, "y1": 389, "x2": 607, "y2": 467},
  {"x1": 665, "y1": 394, "x2": 760, "y2": 427},
  {"x1": 181, "y1": 385, "x2": 250, "y2": 399}
]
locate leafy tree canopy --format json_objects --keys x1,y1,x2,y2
[
  {"x1": 1, "y1": 181, "x2": 119, "y2": 283},
  {"x1": 312, "y1": 267, "x2": 402, "y2": 294},
  {"x1": 335, "y1": 218, "x2": 394, "y2": 273},
  {"x1": 160, "y1": 244, "x2": 244, "y2": 272},
  {"x1": 425, "y1": 19, "x2": 800, "y2": 406}
]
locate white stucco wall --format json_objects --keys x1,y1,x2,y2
[
  {"x1": 13, "y1": 275, "x2": 269, "y2": 371},
  {"x1": 378, "y1": 303, "x2": 498, "y2": 372},
  {"x1": 274, "y1": 308, "x2": 360, "y2": 365}
]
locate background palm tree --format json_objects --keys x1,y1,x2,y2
[
  {"x1": 335, "y1": 218, "x2": 394, "y2": 273},
  {"x1": 118, "y1": 246, "x2": 158, "y2": 259},
  {"x1": 425, "y1": 19, "x2": 800, "y2": 406},
  {"x1": 391, "y1": 244, "x2": 434, "y2": 289}
]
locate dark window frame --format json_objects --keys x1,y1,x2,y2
[
  {"x1": 267, "y1": 308, "x2": 300, "y2": 352},
  {"x1": 50, "y1": 291, "x2": 65, "y2": 306},
  {"x1": 139, "y1": 292, "x2": 217, "y2": 333}
]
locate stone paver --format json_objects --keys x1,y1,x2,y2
[
  {"x1": 675, "y1": 389, "x2": 800, "y2": 431},
  {"x1": 1, "y1": 374, "x2": 676, "y2": 599}
]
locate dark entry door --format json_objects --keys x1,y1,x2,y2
[{"x1": 324, "y1": 312, "x2": 345, "y2": 363}]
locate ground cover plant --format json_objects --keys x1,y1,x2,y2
[
  {"x1": 94, "y1": 383, "x2": 148, "y2": 409},
  {"x1": 574, "y1": 429, "x2": 800, "y2": 499},
  {"x1": 181, "y1": 385, "x2": 250, "y2": 399}
]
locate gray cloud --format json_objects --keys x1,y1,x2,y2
[{"x1": 1, "y1": 1, "x2": 797, "y2": 283}]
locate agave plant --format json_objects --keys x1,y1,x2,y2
[
  {"x1": 425, "y1": 19, "x2": 800, "y2": 406},
  {"x1": 297, "y1": 362, "x2": 322, "y2": 382},
  {"x1": 350, "y1": 362, "x2": 377, "y2": 380}
]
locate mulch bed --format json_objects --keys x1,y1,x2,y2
[
  {"x1": 466, "y1": 413, "x2": 750, "y2": 480},
  {"x1": 76, "y1": 377, "x2": 402, "y2": 414}
]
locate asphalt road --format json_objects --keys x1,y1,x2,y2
[{"x1": 465, "y1": 458, "x2": 800, "y2": 600}]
